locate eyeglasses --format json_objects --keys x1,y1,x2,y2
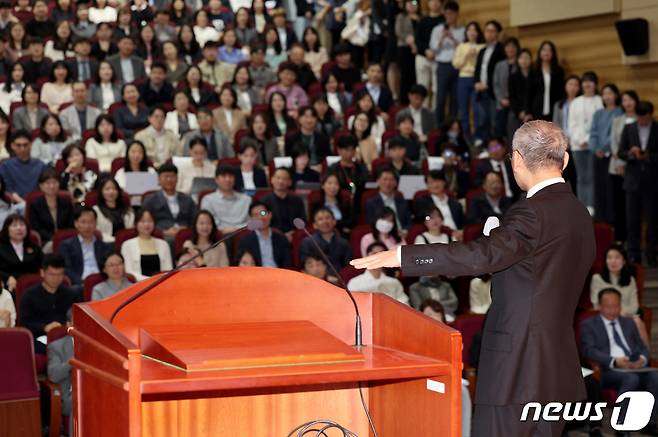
[{"x1": 507, "y1": 149, "x2": 524, "y2": 161}]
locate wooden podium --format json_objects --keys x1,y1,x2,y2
[{"x1": 71, "y1": 268, "x2": 462, "y2": 436}]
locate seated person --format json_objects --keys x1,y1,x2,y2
[
  {"x1": 237, "y1": 202, "x2": 291, "y2": 268},
  {"x1": 30, "y1": 114, "x2": 75, "y2": 165},
  {"x1": 84, "y1": 115, "x2": 126, "y2": 174},
  {"x1": 414, "y1": 206, "x2": 453, "y2": 245},
  {"x1": 59, "y1": 81, "x2": 102, "y2": 141},
  {"x1": 300, "y1": 207, "x2": 352, "y2": 270},
  {"x1": 0, "y1": 130, "x2": 47, "y2": 202},
  {"x1": 200, "y1": 165, "x2": 251, "y2": 233},
  {"x1": 438, "y1": 142, "x2": 471, "y2": 199},
  {"x1": 469, "y1": 274, "x2": 492, "y2": 314},
  {"x1": 309, "y1": 174, "x2": 355, "y2": 235},
  {"x1": 265, "y1": 62, "x2": 309, "y2": 113},
  {"x1": 360, "y1": 206, "x2": 406, "y2": 258},
  {"x1": 0, "y1": 279, "x2": 16, "y2": 327},
  {"x1": 301, "y1": 253, "x2": 339, "y2": 286},
  {"x1": 20, "y1": 254, "x2": 80, "y2": 353},
  {"x1": 413, "y1": 170, "x2": 465, "y2": 237},
  {"x1": 143, "y1": 163, "x2": 197, "y2": 239},
  {"x1": 467, "y1": 172, "x2": 512, "y2": 224},
  {"x1": 120, "y1": 208, "x2": 173, "y2": 281},
  {"x1": 0, "y1": 214, "x2": 43, "y2": 292},
  {"x1": 91, "y1": 252, "x2": 134, "y2": 300},
  {"x1": 393, "y1": 114, "x2": 425, "y2": 164},
  {"x1": 114, "y1": 140, "x2": 157, "y2": 191},
  {"x1": 182, "y1": 210, "x2": 230, "y2": 268},
  {"x1": 581, "y1": 288, "x2": 658, "y2": 436},
  {"x1": 58, "y1": 206, "x2": 113, "y2": 286},
  {"x1": 134, "y1": 106, "x2": 182, "y2": 168},
  {"x1": 138, "y1": 61, "x2": 175, "y2": 107},
  {"x1": 261, "y1": 167, "x2": 307, "y2": 240},
  {"x1": 364, "y1": 167, "x2": 412, "y2": 232},
  {"x1": 28, "y1": 168, "x2": 74, "y2": 245},
  {"x1": 284, "y1": 106, "x2": 331, "y2": 172},
  {"x1": 165, "y1": 91, "x2": 198, "y2": 137},
  {"x1": 93, "y1": 178, "x2": 135, "y2": 243},
  {"x1": 176, "y1": 138, "x2": 216, "y2": 195},
  {"x1": 475, "y1": 137, "x2": 520, "y2": 200},
  {"x1": 235, "y1": 249, "x2": 259, "y2": 267},
  {"x1": 59, "y1": 144, "x2": 98, "y2": 204},
  {"x1": 395, "y1": 85, "x2": 437, "y2": 143},
  {"x1": 176, "y1": 248, "x2": 204, "y2": 269},
  {"x1": 112, "y1": 83, "x2": 149, "y2": 140},
  {"x1": 234, "y1": 143, "x2": 268, "y2": 192},
  {"x1": 47, "y1": 308, "x2": 73, "y2": 431},
  {"x1": 387, "y1": 137, "x2": 420, "y2": 177},
  {"x1": 327, "y1": 134, "x2": 369, "y2": 195},
  {"x1": 181, "y1": 108, "x2": 234, "y2": 161},
  {"x1": 212, "y1": 86, "x2": 247, "y2": 146},
  {"x1": 290, "y1": 143, "x2": 321, "y2": 188},
  {"x1": 347, "y1": 242, "x2": 409, "y2": 305},
  {"x1": 591, "y1": 244, "x2": 648, "y2": 347},
  {"x1": 409, "y1": 276, "x2": 458, "y2": 321},
  {"x1": 328, "y1": 43, "x2": 361, "y2": 94},
  {"x1": 364, "y1": 63, "x2": 393, "y2": 113}
]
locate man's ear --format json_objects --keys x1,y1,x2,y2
[{"x1": 562, "y1": 151, "x2": 569, "y2": 171}]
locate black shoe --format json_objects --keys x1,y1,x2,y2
[
  {"x1": 589, "y1": 428, "x2": 603, "y2": 437},
  {"x1": 642, "y1": 424, "x2": 658, "y2": 436},
  {"x1": 615, "y1": 432, "x2": 630, "y2": 437}
]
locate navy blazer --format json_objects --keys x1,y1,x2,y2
[
  {"x1": 234, "y1": 167, "x2": 268, "y2": 192},
  {"x1": 364, "y1": 193, "x2": 412, "y2": 230},
  {"x1": 142, "y1": 191, "x2": 197, "y2": 230},
  {"x1": 581, "y1": 315, "x2": 650, "y2": 370},
  {"x1": 28, "y1": 196, "x2": 74, "y2": 243},
  {"x1": 413, "y1": 194, "x2": 465, "y2": 229},
  {"x1": 237, "y1": 230, "x2": 291, "y2": 268},
  {"x1": 467, "y1": 193, "x2": 512, "y2": 225},
  {"x1": 57, "y1": 235, "x2": 113, "y2": 285}
]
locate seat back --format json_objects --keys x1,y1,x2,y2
[
  {"x1": 463, "y1": 223, "x2": 484, "y2": 242},
  {"x1": 592, "y1": 223, "x2": 614, "y2": 273},
  {"x1": 451, "y1": 314, "x2": 485, "y2": 368},
  {"x1": 0, "y1": 328, "x2": 40, "y2": 402},
  {"x1": 349, "y1": 224, "x2": 374, "y2": 259}
]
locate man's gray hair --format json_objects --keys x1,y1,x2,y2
[{"x1": 512, "y1": 120, "x2": 568, "y2": 172}]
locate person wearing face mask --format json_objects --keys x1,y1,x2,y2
[
  {"x1": 347, "y1": 242, "x2": 408, "y2": 305},
  {"x1": 359, "y1": 207, "x2": 405, "y2": 258},
  {"x1": 364, "y1": 167, "x2": 412, "y2": 233},
  {"x1": 475, "y1": 137, "x2": 521, "y2": 200}
]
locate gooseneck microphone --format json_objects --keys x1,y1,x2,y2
[
  {"x1": 293, "y1": 218, "x2": 363, "y2": 347},
  {"x1": 109, "y1": 219, "x2": 264, "y2": 323}
]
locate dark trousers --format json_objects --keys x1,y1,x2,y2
[
  {"x1": 626, "y1": 188, "x2": 658, "y2": 262},
  {"x1": 610, "y1": 174, "x2": 626, "y2": 241},
  {"x1": 496, "y1": 107, "x2": 509, "y2": 138},
  {"x1": 397, "y1": 46, "x2": 416, "y2": 104},
  {"x1": 473, "y1": 403, "x2": 565, "y2": 437},
  {"x1": 602, "y1": 369, "x2": 658, "y2": 424},
  {"x1": 435, "y1": 61, "x2": 459, "y2": 126},
  {"x1": 562, "y1": 375, "x2": 603, "y2": 432},
  {"x1": 593, "y1": 155, "x2": 612, "y2": 223},
  {"x1": 474, "y1": 91, "x2": 496, "y2": 143}
]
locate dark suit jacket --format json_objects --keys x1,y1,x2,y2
[
  {"x1": 293, "y1": 62, "x2": 317, "y2": 90},
  {"x1": 365, "y1": 192, "x2": 412, "y2": 230},
  {"x1": 618, "y1": 121, "x2": 658, "y2": 193},
  {"x1": 106, "y1": 54, "x2": 147, "y2": 84},
  {"x1": 509, "y1": 71, "x2": 531, "y2": 117},
  {"x1": 284, "y1": 131, "x2": 331, "y2": 166},
  {"x1": 401, "y1": 182, "x2": 595, "y2": 405},
  {"x1": 474, "y1": 42, "x2": 506, "y2": 97},
  {"x1": 367, "y1": 84, "x2": 394, "y2": 113},
  {"x1": 28, "y1": 196, "x2": 74, "y2": 243},
  {"x1": 467, "y1": 193, "x2": 512, "y2": 224},
  {"x1": 299, "y1": 232, "x2": 352, "y2": 270},
  {"x1": 396, "y1": 107, "x2": 437, "y2": 135},
  {"x1": 139, "y1": 79, "x2": 175, "y2": 107},
  {"x1": 142, "y1": 191, "x2": 197, "y2": 230},
  {"x1": 475, "y1": 160, "x2": 522, "y2": 200},
  {"x1": 529, "y1": 66, "x2": 565, "y2": 120},
  {"x1": 237, "y1": 230, "x2": 291, "y2": 268},
  {"x1": 21, "y1": 58, "x2": 52, "y2": 84},
  {"x1": 0, "y1": 240, "x2": 43, "y2": 284},
  {"x1": 234, "y1": 167, "x2": 268, "y2": 191},
  {"x1": 57, "y1": 235, "x2": 113, "y2": 285},
  {"x1": 413, "y1": 194, "x2": 465, "y2": 229},
  {"x1": 65, "y1": 57, "x2": 99, "y2": 82},
  {"x1": 261, "y1": 192, "x2": 307, "y2": 234},
  {"x1": 581, "y1": 315, "x2": 650, "y2": 371}
]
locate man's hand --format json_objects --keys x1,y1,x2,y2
[
  {"x1": 350, "y1": 249, "x2": 400, "y2": 270},
  {"x1": 164, "y1": 227, "x2": 179, "y2": 237},
  {"x1": 615, "y1": 356, "x2": 631, "y2": 369},
  {"x1": 474, "y1": 82, "x2": 487, "y2": 92},
  {"x1": 44, "y1": 321, "x2": 62, "y2": 333},
  {"x1": 630, "y1": 356, "x2": 648, "y2": 369},
  {"x1": 500, "y1": 98, "x2": 510, "y2": 108},
  {"x1": 630, "y1": 146, "x2": 642, "y2": 159}
]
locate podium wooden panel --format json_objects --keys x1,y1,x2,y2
[{"x1": 71, "y1": 268, "x2": 462, "y2": 436}]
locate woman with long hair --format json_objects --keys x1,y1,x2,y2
[
  {"x1": 0, "y1": 62, "x2": 25, "y2": 114},
  {"x1": 121, "y1": 208, "x2": 173, "y2": 281},
  {"x1": 250, "y1": 0, "x2": 271, "y2": 34},
  {"x1": 113, "y1": 83, "x2": 149, "y2": 140},
  {"x1": 234, "y1": 7, "x2": 257, "y2": 48},
  {"x1": 232, "y1": 65, "x2": 261, "y2": 115},
  {"x1": 89, "y1": 61, "x2": 121, "y2": 112},
  {"x1": 164, "y1": 91, "x2": 198, "y2": 137},
  {"x1": 218, "y1": 27, "x2": 246, "y2": 65},
  {"x1": 193, "y1": 9, "x2": 220, "y2": 48},
  {"x1": 180, "y1": 64, "x2": 216, "y2": 109},
  {"x1": 60, "y1": 144, "x2": 98, "y2": 204},
  {"x1": 114, "y1": 140, "x2": 157, "y2": 190},
  {"x1": 351, "y1": 111, "x2": 377, "y2": 171},
  {"x1": 136, "y1": 25, "x2": 161, "y2": 72},
  {"x1": 162, "y1": 41, "x2": 188, "y2": 86},
  {"x1": 6, "y1": 22, "x2": 27, "y2": 61},
  {"x1": 262, "y1": 25, "x2": 286, "y2": 70},
  {"x1": 177, "y1": 23, "x2": 201, "y2": 65},
  {"x1": 0, "y1": 113, "x2": 10, "y2": 161},
  {"x1": 235, "y1": 143, "x2": 268, "y2": 191},
  {"x1": 508, "y1": 48, "x2": 533, "y2": 136},
  {"x1": 31, "y1": 114, "x2": 74, "y2": 164},
  {"x1": 169, "y1": 0, "x2": 191, "y2": 27},
  {"x1": 240, "y1": 112, "x2": 279, "y2": 164},
  {"x1": 0, "y1": 214, "x2": 43, "y2": 291},
  {"x1": 347, "y1": 89, "x2": 386, "y2": 152},
  {"x1": 266, "y1": 91, "x2": 296, "y2": 138},
  {"x1": 452, "y1": 21, "x2": 484, "y2": 142},
  {"x1": 309, "y1": 173, "x2": 354, "y2": 233},
  {"x1": 302, "y1": 27, "x2": 328, "y2": 80},
  {"x1": 93, "y1": 177, "x2": 135, "y2": 243},
  {"x1": 529, "y1": 40, "x2": 565, "y2": 121},
  {"x1": 40, "y1": 61, "x2": 73, "y2": 114},
  {"x1": 212, "y1": 86, "x2": 247, "y2": 142},
  {"x1": 28, "y1": 168, "x2": 74, "y2": 245},
  {"x1": 44, "y1": 20, "x2": 75, "y2": 61},
  {"x1": 359, "y1": 206, "x2": 405, "y2": 257},
  {"x1": 182, "y1": 210, "x2": 229, "y2": 267},
  {"x1": 85, "y1": 114, "x2": 127, "y2": 173},
  {"x1": 321, "y1": 72, "x2": 350, "y2": 119},
  {"x1": 12, "y1": 84, "x2": 48, "y2": 133}
]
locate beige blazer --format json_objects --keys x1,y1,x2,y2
[
  {"x1": 134, "y1": 126, "x2": 182, "y2": 168},
  {"x1": 212, "y1": 107, "x2": 247, "y2": 144}
]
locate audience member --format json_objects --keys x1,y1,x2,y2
[
  {"x1": 200, "y1": 165, "x2": 251, "y2": 233},
  {"x1": 88, "y1": 60, "x2": 121, "y2": 112},
  {"x1": 113, "y1": 83, "x2": 149, "y2": 140},
  {"x1": 182, "y1": 210, "x2": 229, "y2": 268},
  {"x1": 234, "y1": 143, "x2": 268, "y2": 191},
  {"x1": 529, "y1": 40, "x2": 565, "y2": 121},
  {"x1": 309, "y1": 173, "x2": 355, "y2": 234},
  {"x1": 59, "y1": 144, "x2": 97, "y2": 204},
  {"x1": 300, "y1": 207, "x2": 351, "y2": 270},
  {"x1": 212, "y1": 86, "x2": 247, "y2": 143},
  {"x1": 409, "y1": 275, "x2": 458, "y2": 320},
  {"x1": 360, "y1": 206, "x2": 406, "y2": 257},
  {"x1": 232, "y1": 64, "x2": 261, "y2": 115},
  {"x1": 492, "y1": 37, "x2": 519, "y2": 137},
  {"x1": 12, "y1": 84, "x2": 48, "y2": 132},
  {"x1": 21, "y1": 37, "x2": 51, "y2": 84},
  {"x1": 121, "y1": 208, "x2": 173, "y2": 281},
  {"x1": 290, "y1": 143, "x2": 321, "y2": 187},
  {"x1": 469, "y1": 274, "x2": 492, "y2": 314},
  {"x1": 452, "y1": 21, "x2": 484, "y2": 143},
  {"x1": 0, "y1": 130, "x2": 46, "y2": 201},
  {"x1": 91, "y1": 251, "x2": 133, "y2": 300},
  {"x1": 114, "y1": 140, "x2": 157, "y2": 191},
  {"x1": 301, "y1": 253, "x2": 339, "y2": 286},
  {"x1": 139, "y1": 61, "x2": 175, "y2": 107},
  {"x1": 261, "y1": 167, "x2": 306, "y2": 239},
  {"x1": 60, "y1": 81, "x2": 102, "y2": 141},
  {"x1": 467, "y1": 171, "x2": 511, "y2": 224},
  {"x1": 106, "y1": 35, "x2": 147, "y2": 84},
  {"x1": 396, "y1": 85, "x2": 437, "y2": 142},
  {"x1": 134, "y1": 106, "x2": 182, "y2": 167},
  {"x1": 472, "y1": 20, "x2": 504, "y2": 144},
  {"x1": 327, "y1": 134, "x2": 369, "y2": 196},
  {"x1": 414, "y1": 206, "x2": 453, "y2": 244},
  {"x1": 28, "y1": 168, "x2": 74, "y2": 245},
  {"x1": 176, "y1": 138, "x2": 215, "y2": 195},
  {"x1": 165, "y1": 91, "x2": 198, "y2": 137},
  {"x1": 93, "y1": 178, "x2": 135, "y2": 243},
  {"x1": 347, "y1": 241, "x2": 408, "y2": 304},
  {"x1": 31, "y1": 114, "x2": 75, "y2": 165},
  {"x1": 66, "y1": 38, "x2": 98, "y2": 82},
  {"x1": 237, "y1": 201, "x2": 291, "y2": 268},
  {"x1": 365, "y1": 167, "x2": 412, "y2": 231},
  {"x1": 414, "y1": 170, "x2": 464, "y2": 234},
  {"x1": 0, "y1": 214, "x2": 42, "y2": 291},
  {"x1": 84, "y1": 114, "x2": 126, "y2": 173},
  {"x1": 182, "y1": 107, "x2": 233, "y2": 160},
  {"x1": 475, "y1": 137, "x2": 520, "y2": 199},
  {"x1": 0, "y1": 279, "x2": 16, "y2": 327}
]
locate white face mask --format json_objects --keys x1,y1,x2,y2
[{"x1": 375, "y1": 219, "x2": 394, "y2": 234}]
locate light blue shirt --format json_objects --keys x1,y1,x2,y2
[
  {"x1": 366, "y1": 83, "x2": 381, "y2": 106},
  {"x1": 257, "y1": 230, "x2": 277, "y2": 267},
  {"x1": 120, "y1": 57, "x2": 135, "y2": 83},
  {"x1": 78, "y1": 235, "x2": 99, "y2": 279}
]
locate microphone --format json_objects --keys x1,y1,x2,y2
[
  {"x1": 109, "y1": 219, "x2": 264, "y2": 323},
  {"x1": 293, "y1": 218, "x2": 363, "y2": 347}
]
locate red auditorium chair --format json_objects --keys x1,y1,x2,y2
[
  {"x1": 349, "y1": 224, "x2": 373, "y2": 259},
  {"x1": 451, "y1": 314, "x2": 485, "y2": 399},
  {"x1": 0, "y1": 328, "x2": 42, "y2": 436},
  {"x1": 592, "y1": 223, "x2": 614, "y2": 273},
  {"x1": 42, "y1": 325, "x2": 69, "y2": 437},
  {"x1": 83, "y1": 273, "x2": 137, "y2": 301},
  {"x1": 463, "y1": 223, "x2": 484, "y2": 242}
]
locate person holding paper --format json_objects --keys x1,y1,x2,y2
[{"x1": 351, "y1": 120, "x2": 595, "y2": 437}]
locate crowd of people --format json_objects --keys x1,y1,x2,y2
[{"x1": 0, "y1": 0, "x2": 656, "y2": 435}]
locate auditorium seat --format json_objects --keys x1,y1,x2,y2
[
  {"x1": 451, "y1": 314, "x2": 485, "y2": 400},
  {"x1": 592, "y1": 223, "x2": 614, "y2": 273},
  {"x1": 463, "y1": 224, "x2": 484, "y2": 242},
  {"x1": 42, "y1": 325, "x2": 69, "y2": 437},
  {"x1": 349, "y1": 224, "x2": 373, "y2": 259}
]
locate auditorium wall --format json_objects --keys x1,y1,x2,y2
[{"x1": 454, "y1": 0, "x2": 658, "y2": 104}]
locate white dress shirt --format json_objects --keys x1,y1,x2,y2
[
  {"x1": 479, "y1": 44, "x2": 495, "y2": 85},
  {"x1": 431, "y1": 194, "x2": 457, "y2": 230},
  {"x1": 542, "y1": 69, "x2": 551, "y2": 116}
]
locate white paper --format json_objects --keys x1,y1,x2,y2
[
  {"x1": 427, "y1": 156, "x2": 445, "y2": 171},
  {"x1": 125, "y1": 172, "x2": 160, "y2": 195},
  {"x1": 426, "y1": 379, "x2": 445, "y2": 394},
  {"x1": 274, "y1": 156, "x2": 293, "y2": 168},
  {"x1": 172, "y1": 156, "x2": 192, "y2": 169},
  {"x1": 325, "y1": 155, "x2": 341, "y2": 167},
  {"x1": 398, "y1": 175, "x2": 427, "y2": 200}
]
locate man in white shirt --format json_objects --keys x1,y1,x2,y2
[
  {"x1": 429, "y1": 1, "x2": 464, "y2": 125},
  {"x1": 347, "y1": 242, "x2": 408, "y2": 305},
  {"x1": 201, "y1": 165, "x2": 251, "y2": 233},
  {"x1": 365, "y1": 63, "x2": 393, "y2": 113},
  {"x1": 413, "y1": 170, "x2": 464, "y2": 235}
]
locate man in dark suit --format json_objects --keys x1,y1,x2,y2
[
  {"x1": 395, "y1": 85, "x2": 437, "y2": 143},
  {"x1": 468, "y1": 172, "x2": 513, "y2": 224},
  {"x1": 365, "y1": 167, "x2": 412, "y2": 231},
  {"x1": 473, "y1": 20, "x2": 505, "y2": 145},
  {"x1": 581, "y1": 288, "x2": 658, "y2": 436},
  {"x1": 238, "y1": 201, "x2": 292, "y2": 268},
  {"x1": 28, "y1": 169, "x2": 74, "y2": 244},
  {"x1": 21, "y1": 37, "x2": 52, "y2": 85},
  {"x1": 66, "y1": 38, "x2": 99, "y2": 82},
  {"x1": 364, "y1": 63, "x2": 394, "y2": 113},
  {"x1": 618, "y1": 101, "x2": 658, "y2": 266},
  {"x1": 261, "y1": 167, "x2": 307, "y2": 239},
  {"x1": 475, "y1": 137, "x2": 521, "y2": 200},
  {"x1": 57, "y1": 207, "x2": 112, "y2": 286},
  {"x1": 138, "y1": 61, "x2": 175, "y2": 107},
  {"x1": 106, "y1": 35, "x2": 147, "y2": 85},
  {"x1": 288, "y1": 43, "x2": 317, "y2": 90},
  {"x1": 414, "y1": 170, "x2": 465, "y2": 234},
  {"x1": 142, "y1": 163, "x2": 197, "y2": 239},
  {"x1": 300, "y1": 207, "x2": 352, "y2": 270},
  {"x1": 284, "y1": 106, "x2": 331, "y2": 171},
  {"x1": 352, "y1": 120, "x2": 595, "y2": 437}
]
